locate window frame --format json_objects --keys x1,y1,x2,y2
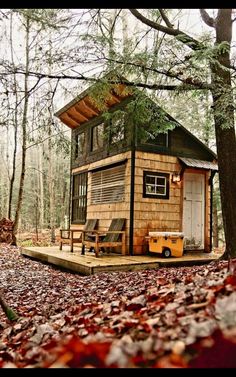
[
  {"x1": 110, "y1": 114, "x2": 125, "y2": 145},
  {"x1": 74, "y1": 131, "x2": 85, "y2": 159},
  {"x1": 71, "y1": 171, "x2": 88, "y2": 224},
  {"x1": 143, "y1": 171, "x2": 170, "y2": 199},
  {"x1": 91, "y1": 122, "x2": 105, "y2": 152}
]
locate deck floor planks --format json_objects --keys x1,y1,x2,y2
[{"x1": 21, "y1": 246, "x2": 220, "y2": 275}]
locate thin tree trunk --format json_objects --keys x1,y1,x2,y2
[
  {"x1": 212, "y1": 192, "x2": 219, "y2": 248},
  {"x1": 13, "y1": 15, "x2": 30, "y2": 238},
  {"x1": 122, "y1": 9, "x2": 128, "y2": 54},
  {"x1": 35, "y1": 194, "x2": 39, "y2": 241},
  {"x1": 8, "y1": 13, "x2": 19, "y2": 220},
  {"x1": 48, "y1": 128, "x2": 55, "y2": 243},
  {"x1": 47, "y1": 36, "x2": 55, "y2": 243},
  {"x1": 38, "y1": 145, "x2": 44, "y2": 229}
]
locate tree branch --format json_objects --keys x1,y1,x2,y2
[
  {"x1": 200, "y1": 9, "x2": 216, "y2": 28},
  {"x1": 129, "y1": 9, "x2": 202, "y2": 50},
  {"x1": 2, "y1": 68, "x2": 211, "y2": 91},
  {"x1": 158, "y1": 9, "x2": 173, "y2": 28},
  {"x1": 97, "y1": 54, "x2": 210, "y2": 88}
]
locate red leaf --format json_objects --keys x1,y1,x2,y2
[
  {"x1": 224, "y1": 274, "x2": 236, "y2": 288},
  {"x1": 188, "y1": 330, "x2": 236, "y2": 368}
]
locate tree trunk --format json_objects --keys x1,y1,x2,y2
[
  {"x1": 48, "y1": 129, "x2": 55, "y2": 243},
  {"x1": 38, "y1": 145, "x2": 45, "y2": 229},
  {"x1": 212, "y1": 193, "x2": 219, "y2": 248},
  {"x1": 13, "y1": 15, "x2": 30, "y2": 238},
  {"x1": 35, "y1": 194, "x2": 39, "y2": 241},
  {"x1": 8, "y1": 13, "x2": 18, "y2": 220},
  {"x1": 210, "y1": 9, "x2": 236, "y2": 258}
]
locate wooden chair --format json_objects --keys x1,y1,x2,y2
[
  {"x1": 59, "y1": 219, "x2": 98, "y2": 253},
  {"x1": 81, "y1": 218, "x2": 126, "y2": 257}
]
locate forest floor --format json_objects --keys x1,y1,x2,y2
[{"x1": 0, "y1": 244, "x2": 236, "y2": 368}]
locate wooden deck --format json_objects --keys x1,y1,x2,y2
[{"x1": 20, "y1": 246, "x2": 221, "y2": 275}]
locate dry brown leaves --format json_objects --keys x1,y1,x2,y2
[{"x1": 0, "y1": 244, "x2": 236, "y2": 368}]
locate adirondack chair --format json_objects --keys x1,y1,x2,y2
[
  {"x1": 81, "y1": 218, "x2": 126, "y2": 257},
  {"x1": 59, "y1": 219, "x2": 98, "y2": 253}
]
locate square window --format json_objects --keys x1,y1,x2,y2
[{"x1": 143, "y1": 171, "x2": 169, "y2": 199}]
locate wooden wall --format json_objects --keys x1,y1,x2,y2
[{"x1": 71, "y1": 150, "x2": 212, "y2": 256}]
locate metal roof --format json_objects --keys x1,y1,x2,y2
[{"x1": 179, "y1": 157, "x2": 218, "y2": 171}]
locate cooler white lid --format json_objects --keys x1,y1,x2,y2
[{"x1": 149, "y1": 231, "x2": 184, "y2": 237}]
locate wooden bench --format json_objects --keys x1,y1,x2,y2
[
  {"x1": 81, "y1": 218, "x2": 126, "y2": 258},
  {"x1": 59, "y1": 219, "x2": 98, "y2": 252}
]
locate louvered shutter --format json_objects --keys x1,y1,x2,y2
[{"x1": 91, "y1": 164, "x2": 125, "y2": 204}]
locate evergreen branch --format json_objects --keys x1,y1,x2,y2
[{"x1": 0, "y1": 291, "x2": 19, "y2": 321}]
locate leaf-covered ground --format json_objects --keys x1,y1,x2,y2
[{"x1": 0, "y1": 245, "x2": 236, "y2": 368}]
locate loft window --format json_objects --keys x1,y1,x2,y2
[
  {"x1": 91, "y1": 164, "x2": 125, "y2": 204},
  {"x1": 145, "y1": 130, "x2": 168, "y2": 147},
  {"x1": 75, "y1": 132, "x2": 85, "y2": 159},
  {"x1": 110, "y1": 114, "x2": 125, "y2": 144},
  {"x1": 91, "y1": 123, "x2": 104, "y2": 151},
  {"x1": 143, "y1": 171, "x2": 169, "y2": 199},
  {"x1": 71, "y1": 172, "x2": 87, "y2": 223}
]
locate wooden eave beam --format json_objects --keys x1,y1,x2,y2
[
  {"x1": 67, "y1": 106, "x2": 90, "y2": 124},
  {"x1": 83, "y1": 96, "x2": 100, "y2": 115},
  {"x1": 73, "y1": 104, "x2": 90, "y2": 121},
  {"x1": 66, "y1": 110, "x2": 82, "y2": 124},
  {"x1": 113, "y1": 83, "x2": 129, "y2": 96},
  {"x1": 111, "y1": 91, "x2": 123, "y2": 101},
  {"x1": 59, "y1": 113, "x2": 78, "y2": 128},
  {"x1": 80, "y1": 99, "x2": 99, "y2": 117},
  {"x1": 105, "y1": 94, "x2": 121, "y2": 107}
]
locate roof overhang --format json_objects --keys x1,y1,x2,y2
[
  {"x1": 54, "y1": 82, "x2": 132, "y2": 130},
  {"x1": 178, "y1": 157, "x2": 218, "y2": 171}
]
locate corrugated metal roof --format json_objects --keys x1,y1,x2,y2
[{"x1": 179, "y1": 157, "x2": 218, "y2": 171}]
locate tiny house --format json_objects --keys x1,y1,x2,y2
[{"x1": 55, "y1": 78, "x2": 218, "y2": 255}]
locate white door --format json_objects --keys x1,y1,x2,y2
[{"x1": 183, "y1": 173, "x2": 205, "y2": 249}]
